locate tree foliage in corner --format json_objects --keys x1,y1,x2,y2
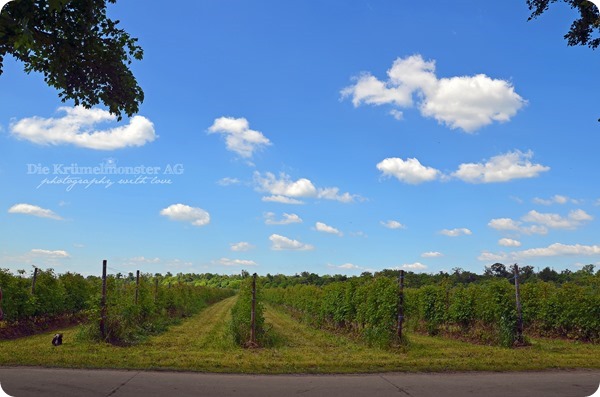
[
  {"x1": 0, "y1": 0, "x2": 143, "y2": 119},
  {"x1": 527, "y1": 0, "x2": 600, "y2": 49}
]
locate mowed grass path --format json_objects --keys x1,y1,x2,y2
[{"x1": 0, "y1": 296, "x2": 598, "y2": 373}]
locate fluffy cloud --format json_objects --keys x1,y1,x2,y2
[
  {"x1": 264, "y1": 212, "x2": 303, "y2": 225},
  {"x1": 269, "y1": 234, "x2": 314, "y2": 251},
  {"x1": 10, "y1": 106, "x2": 156, "y2": 150},
  {"x1": 217, "y1": 177, "x2": 241, "y2": 186},
  {"x1": 533, "y1": 195, "x2": 577, "y2": 205},
  {"x1": 489, "y1": 209, "x2": 592, "y2": 236},
  {"x1": 479, "y1": 243, "x2": 600, "y2": 262},
  {"x1": 477, "y1": 251, "x2": 509, "y2": 262},
  {"x1": 488, "y1": 217, "x2": 547, "y2": 235},
  {"x1": 377, "y1": 150, "x2": 548, "y2": 185},
  {"x1": 262, "y1": 195, "x2": 304, "y2": 205},
  {"x1": 522, "y1": 209, "x2": 593, "y2": 229},
  {"x1": 381, "y1": 220, "x2": 406, "y2": 229},
  {"x1": 160, "y1": 204, "x2": 210, "y2": 226},
  {"x1": 8, "y1": 203, "x2": 62, "y2": 220},
  {"x1": 498, "y1": 238, "x2": 522, "y2": 247},
  {"x1": 218, "y1": 258, "x2": 257, "y2": 267},
  {"x1": 421, "y1": 251, "x2": 443, "y2": 258},
  {"x1": 328, "y1": 263, "x2": 363, "y2": 270},
  {"x1": 376, "y1": 157, "x2": 440, "y2": 184},
  {"x1": 400, "y1": 262, "x2": 428, "y2": 270},
  {"x1": 30, "y1": 249, "x2": 70, "y2": 259},
  {"x1": 440, "y1": 228, "x2": 472, "y2": 237},
  {"x1": 230, "y1": 242, "x2": 254, "y2": 252},
  {"x1": 342, "y1": 54, "x2": 526, "y2": 132},
  {"x1": 315, "y1": 222, "x2": 343, "y2": 236},
  {"x1": 254, "y1": 172, "x2": 358, "y2": 203},
  {"x1": 452, "y1": 150, "x2": 549, "y2": 183},
  {"x1": 208, "y1": 116, "x2": 271, "y2": 158}
]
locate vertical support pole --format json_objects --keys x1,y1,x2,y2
[
  {"x1": 100, "y1": 260, "x2": 107, "y2": 340},
  {"x1": 397, "y1": 270, "x2": 405, "y2": 341},
  {"x1": 250, "y1": 273, "x2": 257, "y2": 345},
  {"x1": 31, "y1": 267, "x2": 38, "y2": 295},
  {"x1": 513, "y1": 263, "x2": 524, "y2": 344},
  {"x1": 135, "y1": 270, "x2": 140, "y2": 305}
]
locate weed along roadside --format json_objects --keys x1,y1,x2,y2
[{"x1": 0, "y1": 265, "x2": 599, "y2": 373}]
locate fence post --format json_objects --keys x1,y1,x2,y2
[
  {"x1": 135, "y1": 270, "x2": 140, "y2": 305},
  {"x1": 397, "y1": 270, "x2": 405, "y2": 341},
  {"x1": 513, "y1": 263, "x2": 524, "y2": 344},
  {"x1": 100, "y1": 260, "x2": 107, "y2": 340},
  {"x1": 250, "y1": 273, "x2": 257, "y2": 345},
  {"x1": 31, "y1": 267, "x2": 38, "y2": 295},
  {"x1": 0, "y1": 287, "x2": 4, "y2": 321}
]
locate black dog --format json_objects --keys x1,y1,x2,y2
[{"x1": 52, "y1": 333, "x2": 63, "y2": 346}]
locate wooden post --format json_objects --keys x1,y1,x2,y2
[
  {"x1": 100, "y1": 260, "x2": 107, "y2": 340},
  {"x1": 250, "y1": 273, "x2": 257, "y2": 345},
  {"x1": 31, "y1": 267, "x2": 38, "y2": 295},
  {"x1": 397, "y1": 270, "x2": 405, "y2": 341},
  {"x1": 0, "y1": 287, "x2": 4, "y2": 321},
  {"x1": 513, "y1": 264, "x2": 524, "y2": 344},
  {"x1": 135, "y1": 270, "x2": 140, "y2": 305}
]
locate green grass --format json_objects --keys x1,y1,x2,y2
[{"x1": 0, "y1": 296, "x2": 598, "y2": 373}]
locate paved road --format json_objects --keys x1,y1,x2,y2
[{"x1": 0, "y1": 367, "x2": 598, "y2": 397}]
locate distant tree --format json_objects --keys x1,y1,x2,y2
[
  {"x1": 484, "y1": 263, "x2": 512, "y2": 278},
  {"x1": 0, "y1": 0, "x2": 143, "y2": 119},
  {"x1": 538, "y1": 266, "x2": 560, "y2": 282}
]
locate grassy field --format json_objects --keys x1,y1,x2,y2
[{"x1": 0, "y1": 295, "x2": 598, "y2": 373}]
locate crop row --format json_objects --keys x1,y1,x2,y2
[{"x1": 264, "y1": 277, "x2": 600, "y2": 347}]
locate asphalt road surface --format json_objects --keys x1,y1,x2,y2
[{"x1": 0, "y1": 367, "x2": 598, "y2": 397}]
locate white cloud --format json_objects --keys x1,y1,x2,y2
[
  {"x1": 440, "y1": 228, "x2": 472, "y2": 237},
  {"x1": 452, "y1": 150, "x2": 549, "y2": 183},
  {"x1": 488, "y1": 217, "x2": 548, "y2": 235},
  {"x1": 490, "y1": 209, "x2": 593, "y2": 236},
  {"x1": 207, "y1": 116, "x2": 271, "y2": 158},
  {"x1": 8, "y1": 203, "x2": 62, "y2": 220},
  {"x1": 254, "y1": 172, "x2": 358, "y2": 203},
  {"x1": 517, "y1": 243, "x2": 600, "y2": 258},
  {"x1": 400, "y1": 262, "x2": 428, "y2": 270},
  {"x1": 269, "y1": 234, "x2": 314, "y2": 251},
  {"x1": 217, "y1": 177, "x2": 241, "y2": 186},
  {"x1": 479, "y1": 243, "x2": 600, "y2": 262},
  {"x1": 522, "y1": 209, "x2": 593, "y2": 230},
  {"x1": 376, "y1": 157, "x2": 440, "y2": 184},
  {"x1": 218, "y1": 258, "x2": 257, "y2": 267},
  {"x1": 160, "y1": 204, "x2": 210, "y2": 226},
  {"x1": 533, "y1": 194, "x2": 576, "y2": 205},
  {"x1": 262, "y1": 195, "x2": 305, "y2": 205},
  {"x1": 30, "y1": 249, "x2": 70, "y2": 259},
  {"x1": 381, "y1": 220, "x2": 406, "y2": 229},
  {"x1": 342, "y1": 54, "x2": 526, "y2": 132},
  {"x1": 129, "y1": 256, "x2": 161, "y2": 263},
  {"x1": 421, "y1": 251, "x2": 443, "y2": 258},
  {"x1": 315, "y1": 222, "x2": 343, "y2": 236},
  {"x1": 230, "y1": 242, "x2": 254, "y2": 252},
  {"x1": 498, "y1": 238, "x2": 522, "y2": 247},
  {"x1": 10, "y1": 106, "x2": 156, "y2": 150},
  {"x1": 265, "y1": 212, "x2": 303, "y2": 225},
  {"x1": 328, "y1": 263, "x2": 363, "y2": 270},
  {"x1": 477, "y1": 251, "x2": 509, "y2": 262}
]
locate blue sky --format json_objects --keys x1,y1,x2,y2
[{"x1": 1, "y1": 1, "x2": 600, "y2": 277}]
